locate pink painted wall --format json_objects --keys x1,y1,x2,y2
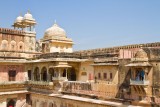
[
  {"x1": 119, "y1": 49, "x2": 139, "y2": 59},
  {"x1": 0, "y1": 64, "x2": 25, "y2": 81}
]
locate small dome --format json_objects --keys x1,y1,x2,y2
[
  {"x1": 23, "y1": 11, "x2": 35, "y2": 20},
  {"x1": 135, "y1": 48, "x2": 148, "y2": 59},
  {"x1": 44, "y1": 23, "x2": 66, "y2": 39},
  {"x1": 15, "y1": 15, "x2": 23, "y2": 23}
]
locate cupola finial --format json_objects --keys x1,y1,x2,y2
[
  {"x1": 20, "y1": 12, "x2": 22, "y2": 16},
  {"x1": 28, "y1": 9, "x2": 30, "y2": 14}
]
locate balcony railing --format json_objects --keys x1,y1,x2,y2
[
  {"x1": 26, "y1": 81, "x2": 54, "y2": 91},
  {"x1": 62, "y1": 81, "x2": 92, "y2": 93},
  {"x1": 0, "y1": 81, "x2": 54, "y2": 92},
  {"x1": 34, "y1": 52, "x2": 81, "y2": 59},
  {"x1": 27, "y1": 81, "x2": 53, "y2": 86},
  {"x1": 0, "y1": 81, "x2": 54, "y2": 86},
  {"x1": 131, "y1": 58, "x2": 148, "y2": 62},
  {"x1": 0, "y1": 81, "x2": 27, "y2": 85},
  {"x1": 52, "y1": 77, "x2": 67, "y2": 81},
  {"x1": 130, "y1": 79, "x2": 149, "y2": 85},
  {"x1": 62, "y1": 81, "x2": 118, "y2": 99},
  {"x1": 0, "y1": 81, "x2": 27, "y2": 92}
]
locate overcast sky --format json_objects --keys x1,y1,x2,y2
[{"x1": 0, "y1": 0, "x2": 160, "y2": 51}]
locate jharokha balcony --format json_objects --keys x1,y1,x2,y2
[{"x1": 129, "y1": 68, "x2": 150, "y2": 86}]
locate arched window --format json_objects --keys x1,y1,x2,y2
[
  {"x1": 49, "y1": 68, "x2": 54, "y2": 82},
  {"x1": 34, "y1": 67, "x2": 40, "y2": 81},
  {"x1": 10, "y1": 40, "x2": 16, "y2": 51},
  {"x1": 62, "y1": 69, "x2": 66, "y2": 77},
  {"x1": 41, "y1": 67, "x2": 47, "y2": 81},
  {"x1": 1, "y1": 40, "x2": 8, "y2": 50},
  {"x1": 7, "y1": 99, "x2": 16, "y2": 107},
  {"x1": 49, "y1": 102, "x2": 53, "y2": 107},
  {"x1": 67, "y1": 68, "x2": 76, "y2": 81},
  {"x1": 18, "y1": 41, "x2": 24, "y2": 51},
  {"x1": 28, "y1": 70, "x2": 32, "y2": 80}
]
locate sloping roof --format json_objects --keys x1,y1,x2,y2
[
  {"x1": 125, "y1": 62, "x2": 152, "y2": 67},
  {"x1": 49, "y1": 65, "x2": 71, "y2": 68},
  {"x1": 91, "y1": 63, "x2": 118, "y2": 66},
  {"x1": 0, "y1": 90, "x2": 28, "y2": 95}
]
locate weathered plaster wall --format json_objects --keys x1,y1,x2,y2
[{"x1": 0, "y1": 64, "x2": 25, "y2": 81}]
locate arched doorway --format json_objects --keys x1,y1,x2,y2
[
  {"x1": 68, "y1": 68, "x2": 76, "y2": 81},
  {"x1": 34, "y1": 67, "x2": 40, "y2": 81},
  {"x1": 49, "y1": 68, "x2": 54, "y2": 82},
  {"x1": 53, "y1": 102, "x2": 57, "y2": 107},
  {"x1": 49, "y1": 102, "x2": 53, "y2": 107},
  {"x1": 7, "y1": 99, "x2": 16, "y2": 107},
  {"x1": 40, "y1": 101, "x2": 44, "y2": 107},
  {"x1": 27, "y1": 70, "x2": 32, "y2": 80},
  {"x1": 41, "y1": 67, "x2": 47, "y2": 81},
  {"x1": 39, "y1": 101, "x2": 47, "y2": 107},
  {"x1": 62, "y1": 69, "x2": 66, "y2": 77}
]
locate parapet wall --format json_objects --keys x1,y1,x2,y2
[
  {"x1": 0, "y1": 28, "x2": 25, "y2": 35},
  {"x1": 74, "y1": 42, "x2": 160, "y2": 55}
]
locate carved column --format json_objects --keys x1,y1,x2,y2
[
  {"x1": 66, "y1": 68, "x2": 68, "y2": 81},
  {"x1": 58, "y1": 68, "x2": 61, "y2": 78},
  {"x1": 40, "y1": 73, "x2": 42, "y2": 81},
  {"x1": 48, "y1": 74, "x2": 51, "y2": 82},
  {"x1": 144, "y1": 67, "x2": 148, "y2": 80},
  {"x1": 32, "y1": 73, "x2": 34, "y2": 81}
]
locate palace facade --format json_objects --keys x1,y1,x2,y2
[{"x1": 0, "y1": 11, "x2": 160, "y2": 107}]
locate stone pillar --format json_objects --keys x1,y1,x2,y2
[
  {"x1": 48, "y1": 74, "x2": 51, "y2": 82},
  {"x1": 44, "y1": 102, "x2": 47, "y2": 107},
  {"x1": 33, "y1": 25, "x2": 35, "y2": 31},
  {"x1": 32, "y1": 73, "x2": 34, "y2": 81},
  {"x1": 30, "y1": 26, "x2": 31, "y2": 31},
  {"x1": 144, "y1": 73, "x2": 145, "y2": 81},
  {"x1": 36, "y1": 100, "x2": 39, "y2": 107},
  {"x1": 144, "y1": 67, "x2": 148, "y2": 80},
  {"x1": 40, "y1": 73, "x2": 42, "y2": 81},
  {"x1": 65, "y1": 68, "x2": 68, "y2": 81},
  {"x1": 53, "y1": 68, "x2": 56, "y2": 77},
  {"x1": 133, "y1": 68, "x2": 135, "y2": 80},
  {"x1": 58, "y1": 68, "x2": 61, "y2": 78},
  {"x1": 130, "y1": 68, "x2": 133, "y2": 79}
]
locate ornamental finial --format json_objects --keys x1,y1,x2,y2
[
  {"x1": 53, "y1": 19, "x2": 58, "y2": 26},
  {"x1": 28, "y1": 9, "x2": 30, "y2": 14},
  {"x1": 20, "y1": 12, "x2": 22, "y2": 16}
]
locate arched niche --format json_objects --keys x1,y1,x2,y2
[
  {"x1": 49, "y1": 68, "x2": 54, "y2": 82},
  {"x1": 41, "y1": 67, "x2": 47, "y2": 81},
  {"x1": 34, "y1": 67, "x2": 40, "y2": 81}
]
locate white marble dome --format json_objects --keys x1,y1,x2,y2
[
  {"x1": 15, "y1": 15, "x2": 23, "y2": 23},
  {"x1": 44, "y1": 23, "x2": 67, "y2": 39},
  {"x1": 23, "y1": 11, "x2": 35, "y2": 20}
]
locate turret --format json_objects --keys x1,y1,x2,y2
[
  {"x1": 13, "y1": 10, "x2": 36, "y2": 32},
  {"x1": 13, "y1": 10, "x2": 37, "y2": 54}
]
